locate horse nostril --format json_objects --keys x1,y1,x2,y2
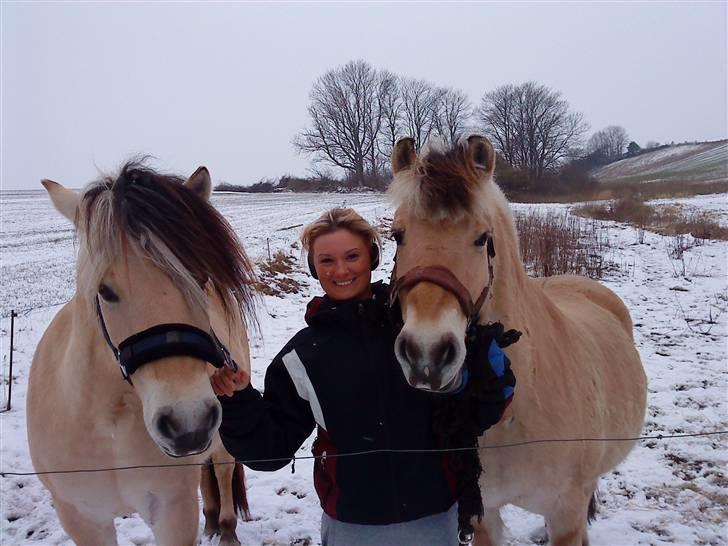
[
  {"x1": 156, "y1": 411, "x2": 178, "y2": 440},
  {"x1": 398, "y1": 334, "x2": 422, "y2": 366},
  {"x1": 431, "y1": 335, "x2": 458, "y2": 370}
]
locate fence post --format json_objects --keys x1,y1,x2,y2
[{"x1": 7, "y1": 310, "x2": 17, "y2": 411}]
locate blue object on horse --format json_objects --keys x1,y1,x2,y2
[{"x1": 487, "y1": 339, "x2": 514, "y2": 399}]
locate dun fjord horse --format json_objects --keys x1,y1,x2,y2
[
  {"x1": 388, "y1": 136, "x2": 647, "y2": 546},
  {"x1": 27, "y1": 163, "x2": 255, "y2": 545}
]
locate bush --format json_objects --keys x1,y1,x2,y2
[
  {"x1": 575, "y1": 198, "x2": 728, "y2": 241},
  {"x1": 515, "y1": 210, "x2": 611, "y2": 278},
  {"x1": 254, "y1": 250, "x2": 305, "y2": 296}
]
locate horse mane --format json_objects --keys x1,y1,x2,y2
[
  {"x1": 77, "y1": 159, "x2": 257, "y2": 326},
  {"x1": 388, "y1": 141, "x2": 488, "y2": 223}
]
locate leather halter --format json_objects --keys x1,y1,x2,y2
[
  {"x1": 95, "y1": 296, "x2": 238, "y2": 385},
  {"x1": 389, "y1": 234, "x2": 495, "y2": 331}
]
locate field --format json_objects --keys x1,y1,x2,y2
[
  {"x1": 593, "y1": 141, "x2": 728, "y2": 185},
  {"x1": 1, "y1": 190, "x2": 726, "y2": 545}
]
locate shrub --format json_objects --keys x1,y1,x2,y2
[
  {"x1": 515, "y1": 210, "x2": 611, "y2": 278},
  {"x1": 254, "y1": 250, "x2": 305, "y2": 296}
]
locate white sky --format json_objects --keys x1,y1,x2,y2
[{"x1": 2, "y1": 1, "x2": 726, "y2": 190}]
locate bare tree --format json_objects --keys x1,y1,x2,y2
[
  {"x1": 400, "y1": 78, "x2": 440, "y2": 150},
  {"x1": 587, "y1": 125, "x2": 630, "y2": 162},
  {"x1": 378, "y1": 73, "x2": 402, "y2": 165},
  {"x1": 431, "y1": 87, "x2": 472, "y2": 145},
  {"x1": 477, "y1": 83, "x2": 519, "y2": 166},
  {"x1": 477, "y1": 82, "x2": 589, "y2": 186},
  {"x1": 294, "y1": 60, "x2": 383, "y2": 187}
]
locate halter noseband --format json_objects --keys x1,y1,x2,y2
[
  {"x1": 389, "y1": 234, "x2": 496, "y2": 331},
  {"x1": 95, "y1": 296, "x2": 238, "y2": 385}
]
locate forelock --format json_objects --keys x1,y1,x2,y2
[
  {"x1": 388, "y1": 141, "x2": 487, "y2": 222},
  {"x1": 76, "y1": 160, "x2": 257, "y2": 325}
]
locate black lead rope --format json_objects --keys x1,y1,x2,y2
[
  {"x1": 95, "y1": 296, "x2": 238, "y2": 385},
  {"x1": 449, "y1": 322, "x2": 521, "y2": 543}
]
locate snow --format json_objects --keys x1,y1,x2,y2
[
  {"x1": 593, "y1": 141, "x2": 728, "y2": 183},
  {"x1": 1, "y1": 190, "x2": 727, "y2": 545}
]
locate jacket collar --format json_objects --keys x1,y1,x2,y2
[{"x1": 305, "y1": 281, "x2": 389, "y2": 326}]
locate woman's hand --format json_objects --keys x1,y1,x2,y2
[{"x1": 210, "y1": 367, "x2": 250, "y2": 397}]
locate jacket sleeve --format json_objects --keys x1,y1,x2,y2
[{"x1": 217, "y1": 348, "x2": 316, "y2": 471}]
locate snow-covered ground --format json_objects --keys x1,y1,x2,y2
[
  {"x1": 593, "y1": 141, "x2": 728, "y2": 184},
  {"x1": 1, "y1": 190, "x2": 726, "y2": 546}
]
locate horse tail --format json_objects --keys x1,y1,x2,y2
[
  {"x1": 232, "y1": 462, "x2": 250, "y2": 520},
  {"x1": 587, "y1": 489, "x2": 599, "y2": 524}
]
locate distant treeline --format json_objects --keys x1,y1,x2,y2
[
  {"x1": 216, "y1": 172, "x2": 389, "y2": 194},
  {"x1": 215, "y1": 156, "x2": 599, "y2": 197},
  {"x1": 218, "y1": 59, "x2": 717, "y2": 197}
]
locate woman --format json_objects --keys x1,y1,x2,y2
[{"x1": 211, "y1": 207, "x2": 513, "y2": 546}]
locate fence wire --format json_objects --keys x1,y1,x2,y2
[{"x1": 1, "y1": 430, "x2": 725, "y2": 478}]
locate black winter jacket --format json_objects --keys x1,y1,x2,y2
[{"x1": 218, "y1": 282, "x2": 510, "y2": 525}]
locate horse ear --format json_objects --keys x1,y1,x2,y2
[
  {"x1": 41, "y1": 179, "x2": 80, "y2": 224},
  {"x1": 392, "y1": 137, "x2": 417, "y2": 174},
  {"x1": 466, "y1": 135, "x2": 496, "y2": 178},
  {"x1": 184, "y1": 166, "x2": 212, "y2": 201}
]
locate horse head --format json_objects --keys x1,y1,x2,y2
[
  {"x1": 42, "y1": 162, "x2": 256, "y2": 458},
  {"x1": 388, "y1": 135, "x2": 517, "y2": 393}
]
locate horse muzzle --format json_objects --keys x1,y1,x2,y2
[
  {"x1": 395, "y1": 329, "x2": 466, "y2": 393},
  {"x1": 151, "y1": 400, "x2": 221, "y2": 458}
]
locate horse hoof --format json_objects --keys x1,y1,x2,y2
[
  {"x1": 218, "y1": 535, "x2": 241, "y2": 546},
  {"x1": 219, "y1": 518, "x2": 240, "y2": 546}
]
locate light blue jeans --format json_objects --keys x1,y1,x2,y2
[{"x1": 320, "y1": 503, "x2": 459, "y2": 546}]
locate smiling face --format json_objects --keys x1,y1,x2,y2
[{"x1": 312, "y1": 228, "x2": 373, "y2": 301}]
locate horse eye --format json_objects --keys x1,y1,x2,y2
[
  {"x1": 391, "y1": 229, "x2": 405, "y2": 245},
  {"x1": 98, "y1": 283, "x2": 119, "y2": 303},
  {"x1": 474, "y1": 232, "x2": 489, "y2": 247}
]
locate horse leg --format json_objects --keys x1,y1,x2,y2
[
  {"x1": 52, "y1": 496, "x2": 118, "y2": 546},
  {"x1": 200, "y1": 460, "x2": 221, "y2": 538},
  {"x1": 472, "y1": 507, "x2": 505, "y2": 546},
  {"x1": 147, "y1": 493, "x2": 200, "y2": 546},
  {"x1": 212, "y1": 449, "x2": 241, "y2": 546},
  {"x1": 544, "y1": 487, "x2": 593, "y2": 546}
]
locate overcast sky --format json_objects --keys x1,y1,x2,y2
[{"x1": 2, "y1": 1, "x2": 726, "y2": 190}]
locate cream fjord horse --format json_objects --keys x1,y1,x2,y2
[
  {"x1": 387, "y1": 137, "x2": 647, "y2": 546},
  {"x1": 27, "y1": 163, "x2": 255, "y2": 546}
]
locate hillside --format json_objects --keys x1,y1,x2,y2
[{"x1": 593, "y1": 140, "x2": 728, "y2": 185}]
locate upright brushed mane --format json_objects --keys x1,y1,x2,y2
[
  {"x1": 77, "y1": 160, "x2": 257, "y2": 325},
  {"x1": 388, "y1": 141, "x2": 489, "y2": 222}
]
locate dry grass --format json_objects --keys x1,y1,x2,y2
[
  {"x1": 574, "y1": 197, "x2": 728, "y2": 241},
  {"x1": 254, "y1": 250, "x2": 305, "y2": 296},
  {"x1": 515, "y1": 210, "x2": 612, "y2": 279}
]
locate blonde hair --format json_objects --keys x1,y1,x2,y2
[{"x1": 302, "y1": 207, "x2": 381, "y2": 260}]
